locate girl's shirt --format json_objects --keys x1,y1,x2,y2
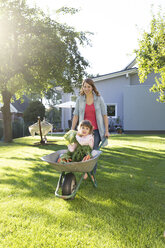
[{"x1": 84, "y1": 103, "x2": 98, "y2": 130}]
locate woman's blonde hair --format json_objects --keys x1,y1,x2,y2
[
  {"x1": 78, "y1": 120, "x2": 93, "y2": 134},
  {"x1": 80, "y1": 78, "x2": 100, "y2": 96}
]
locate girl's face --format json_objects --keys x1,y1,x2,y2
[
  {"x1": 79, "y1": 125, "x2": 90, "y2": 136},
  {"x1": 83, "y1": 82, "x2": 93, "y2": 95}
]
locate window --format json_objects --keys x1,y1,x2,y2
[{"x1": 107, "y1": 104, "x2": 117, "y2": 118}]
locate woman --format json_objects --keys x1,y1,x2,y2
[{"x1": 71, "y1": 78, "x2": 110, "y2": 175}]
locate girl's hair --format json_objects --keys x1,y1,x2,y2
[
  {"x1": 80, "y1": 78, "x2": 100, "y2": 96},
  {"x1": 78, "y1": 120, "x2": 93, "y2": 134}
]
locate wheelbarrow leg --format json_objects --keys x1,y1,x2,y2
[
  {"x1": 85, "y1": 137, "x2": 107, "y2": 188},
  {"x1": 87, "y1": 172, "x2": 97, "y2": 188},
  {"x1": 55, "y1": 172, "x2": 65, "y2": 196}
]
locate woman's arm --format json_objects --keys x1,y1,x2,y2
[
  {"x1": 71, "y1": 97, "x2": 79, "y2": 130},
  {"x1": 103, "y1": 115, "x2": 110, "y2": 137},
  {"x1": 71, "y1": 115, "x2": 78, "y2": 130},
  {"x1": 99, "y1": 96, "x2": 110, "y2": 137}
]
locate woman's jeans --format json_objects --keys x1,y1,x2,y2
[{"x1": 92, "y1": 129, "x2": 101, "y2": 174}]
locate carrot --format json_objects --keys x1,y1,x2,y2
[
  {"x1": 82, "y1": 156, "x2": 86, "y2": 161},
  {"x1": 86, "y1": 155, "x2": 91, "y2": 160},
  {"x1": 57, "y1": 158, "x2": 61, "y2": 163},
  {"x1": 82, "y1": 154, "x2": 91, "y2": 161}
]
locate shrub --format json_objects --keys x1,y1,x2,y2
[
  {"x1": 0, "y1": 120, "x2": 3, "y2": 140},
  {"x1": 12, "y1": 120, "x2": 24, "y2": 139},
  {"x1": 45, "y1": 107, "x2": 61, "y2": 128},
  {"x1": 23, "y1": 101, "x2": 45, "y2": 125}
]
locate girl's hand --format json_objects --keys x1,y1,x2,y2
[
  {"x1": 77, "y1": 131, "x2": 81, "y2": 136},
  {"x1": 105, "y1": 131, "x2": 110, "y2": 138},
  {"x1": 82, "y1": 155, "x2": 91, "y2": 161}
]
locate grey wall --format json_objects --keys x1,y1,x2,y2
[
  {"x1": 95, "y1": 75, "x2": 131, "y2": 125},
  {"x1": 130, "y1": 72, "x2": 157, "y2": 86},
  {"x1": 123, "y1": 85, "x2": 165, "y2": 131},
  {"x1": 61, "y1": 71, "x2": 165, "y2": 132}
]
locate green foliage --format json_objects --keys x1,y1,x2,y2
[
  {"x1": 0, "y1": 0, "x2": 90, "y2": 95},
  {"x1": 60, "y1": 145, "x2": 92, "y2": 162},
  {"x1": 135, "y1": 10, "x2": 165, "y2": 102},
  {"x1": 71, "y1": 145, "x2": 92, "y2": 162},
  {"x1": 63, "y1": 130, "x2": 92, "y2": 162},
  {"x1": 12, "y1": 119, "x2": 24, "y2": 138},
  {"x1": 64, "y1": 130, "x2": 77, "y2": 145},
  {"x1": 45, "y1": 107, "x2": 61, "y2": 129},
  {"x1": 44, "y1": 88, "x2": 62, "y2": 107},
  {"x1": 56, "y1": 7, "x2": 80, "y2": 15},
  {"x1": 23, "y1": 101, "x2": 45, "y2": 124},
  {"x1": 0, "y1": 0, "x2": 91, "y2": 142}
]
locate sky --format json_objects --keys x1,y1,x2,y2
[{"x1": 28, "y1": 0, "x2": 165, "y2": 76}]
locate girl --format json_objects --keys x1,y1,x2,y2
[
  {"x1": 58, "y1": 120, "x2": 94, "y2": 163},
  {"x1": 68, "y1": 120, "x2": 94, "y2": 155}
]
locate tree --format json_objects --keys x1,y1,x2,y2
[
  {"x1": 23, "y1": 101, "x2": 45, "y2": 125},
  {"x1": 43, "y1": 88, "x2": 62, "y2": 107},
  {"x1": 135, "y1": 10, "x2": 165, "y2": 102},
  {"x1": 0, "y1": 0, "x2": 91, "y2": 142}
]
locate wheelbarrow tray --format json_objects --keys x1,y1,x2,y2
[{"x1": 41, "y1": 149, "x2": 102, "y2": 172}]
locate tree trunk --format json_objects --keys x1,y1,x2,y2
[{"x1": 1, "y1": 90, "x2": 12, "y2": 142}]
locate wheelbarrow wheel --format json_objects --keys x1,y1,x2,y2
[{"x1": 62, "y1": 173, "x2": 77, "y2": 197}]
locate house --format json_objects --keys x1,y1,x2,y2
[
  {"x1": 0, "y1": 95, "x2": 30, "y2": 121},
  {"x1": 59, "y1": 58, "x2": 165, "y2": 133}
]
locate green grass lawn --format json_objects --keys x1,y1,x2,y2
[{"x1": 0, "y1": 134, "x2": 165, "y2": 248}]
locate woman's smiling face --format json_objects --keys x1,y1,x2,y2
[{"x1": 83, "y1": 82, "x2": 93, "y2": 95}]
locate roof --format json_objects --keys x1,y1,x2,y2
[
  {"x1": 93, "y1": 58, "x2": 137, "y2": 82},
  {"x1": 0, "y1": 102, "x2": 19, "y2": 113},
  {"x1": 11, "y1": 95, "x2": 30, "y2": 113},
  {"x1": 93, "y1": 67, "x2": 138, "y2": 82},
  {"x1": 123, "y1": 58, "x2": 137, "y2": 70}
]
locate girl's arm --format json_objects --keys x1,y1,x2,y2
[
  {"x1": 71, "y1": 115, "x2": 78, "y2": 130},
  {"x1": 68, "y1": 143, "x2": 77, "y2": 152}
]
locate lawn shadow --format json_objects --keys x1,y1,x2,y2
[
  {"x1": 57, "y1": 144, "x2": 165, "y2": 245},
  {"x1": 1, "y1": 143, "x2": 165, "y2": 201},
  {"x1": 0, "y1": 135, "x2": 64, "y2": 150},
  {"x1": 110, "y1": 134, "x2": 165, "y2": 142},
  {"x1": 0, "y1": 144, "x2": 68, "y2": 198}
]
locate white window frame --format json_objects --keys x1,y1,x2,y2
[{"x1": 106, "y1": 103, "x2": 117, "y2": 118}]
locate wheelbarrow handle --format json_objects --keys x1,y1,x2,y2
[{"x1": 98, "y1": 137, "x2": 108, "y2": 150}]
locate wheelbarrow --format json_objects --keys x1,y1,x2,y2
[{"x1": 41, "y1": 138, "x2": 107, "y2": 200}]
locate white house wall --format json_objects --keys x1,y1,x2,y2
[
  {"x1": 61, "y1": 93, "x2": 70, "y2": 129},
  {"x1": 61, "y1": 90, "x2": 79, "y2": 130}
]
